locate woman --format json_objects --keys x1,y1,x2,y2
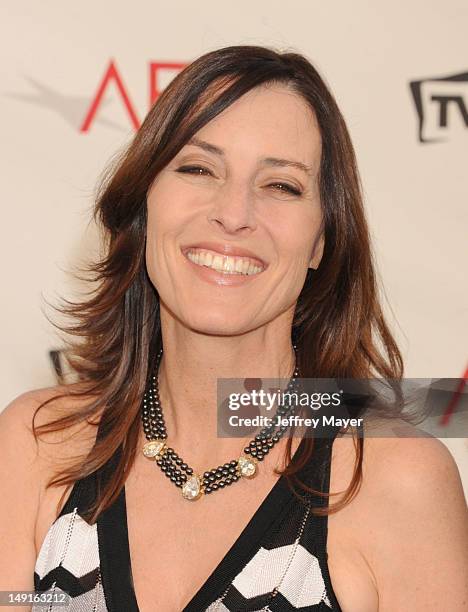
[{"x1": 1, "y1": 45, "x2": 467, "y2": 612}]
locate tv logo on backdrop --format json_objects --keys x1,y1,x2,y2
[{"x1": 410, "y1": 70, "x2": 468, "y2": 143}]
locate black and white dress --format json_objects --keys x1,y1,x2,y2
[{"x1": 34, "y1": 419, "x2": 343, "y2": 612}]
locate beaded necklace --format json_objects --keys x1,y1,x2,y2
[{"x1": 141, "y1": 345, "x2": 300, "y2": 501}]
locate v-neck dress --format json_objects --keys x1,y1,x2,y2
[{"x1": 34, "y1": 418, "x2": 344, "y2": 612}]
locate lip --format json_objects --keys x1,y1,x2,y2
[
  {"x1": 180, "y1": 241, "x2": 268, "y2": 269},
  {"x1": 180, "y1": 241, "x2": 268, "y2": 287}
]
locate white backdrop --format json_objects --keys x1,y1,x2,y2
[{"x1": 1, "y1": 1, "x2": 467, "y2": 490}]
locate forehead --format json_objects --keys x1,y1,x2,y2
[{"x1": 190, "y1": 82, "x2": 322, "y2": 168}]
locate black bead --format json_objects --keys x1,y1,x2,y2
[{"x1": 142, "y1": 345, "x2": 296, "y2": 497}]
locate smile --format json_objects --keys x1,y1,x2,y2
[{"x1": 183, "y1": 247, "x2": 266, "y2": 276}]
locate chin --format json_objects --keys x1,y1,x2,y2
[{"x1": 182, "y1": 310, "x2": 255, "y2": 337}]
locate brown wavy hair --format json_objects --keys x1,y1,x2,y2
[{"x1": 33, "y1": 44, "x2": 404, "y2": 523}]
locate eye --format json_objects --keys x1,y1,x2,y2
[
  {"x1": 268, "y1": 182, "x2": 303, "y2": 196},
  {"x1": 175, "y1": 166, "x2": 302, "y2": 196},
  {"x1": 175, "y1": 165, "x2": 213, "y2": 176}
]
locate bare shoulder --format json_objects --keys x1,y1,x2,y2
[
  {"x1": 0, "y1": 384, "x2": 102, "y2": 525},
  {"x1": 337, "y1": 430, "x2": 468, "y2": 610},
  {"x1": 1, "y1": 384, "x2": 100, "y2": 474},
  {"x1": 361, "y1": 431, "x2": 466, "y2": 505},
  {"x1": 330, "y1": 419, "x2": 466, "y2": 503}
]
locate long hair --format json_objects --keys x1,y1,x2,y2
[{"x1": 33, "y1": 45, "x2": 404, "y2": 523}]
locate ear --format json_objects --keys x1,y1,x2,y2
[{"x1": 308, "y1": 233, "x2": 324, "y2": 270}]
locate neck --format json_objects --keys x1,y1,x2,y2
[{"x1": 153, "y1": 309, "x2": 297, "y2": 465}]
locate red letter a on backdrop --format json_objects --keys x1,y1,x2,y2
[{"x1": 80, "y1": 59, "x2": 140, "y2": 132}]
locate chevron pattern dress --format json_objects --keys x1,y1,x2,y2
[{"x1": 34, "y1": 426, "x2": 343, "y2": 612}]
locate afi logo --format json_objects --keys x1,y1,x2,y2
[
  {"x1": 81, "y1": 59, "x2": 187, "y2": 132},
  {"x1": 409, "y1": 70, "x2": 468, "y2": 143}
]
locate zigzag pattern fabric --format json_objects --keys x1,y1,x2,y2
[
  {"x1": 33, "y1": 431, "x2": 342, "y2": 611},
  {"x1": 34, "y1": 508, "x2": 107, "y2": 611}
]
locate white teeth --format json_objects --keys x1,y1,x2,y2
[
  {"x1": 185, "y1": 249, "x2": 264, "y2": 276},
  {"x1": 212, "y1": 255, "x2": 224, "y2": 271},
  {"x1": 223, "y1": 257, "x2": 234, "y2": 272}
]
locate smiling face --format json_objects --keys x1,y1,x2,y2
[{"x1": 145, "y1": 82, "x2": 324, "y2": 336}]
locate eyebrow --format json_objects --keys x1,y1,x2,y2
[{"x1": 186, "y1": 137, "x2": 315, "y2": 176}]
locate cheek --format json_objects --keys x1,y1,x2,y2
[
  {"x1": 272, "y1": 208, "x2": 321, "y2": 267},
  {"x1": 146, "y1": 188, "x2": 184, "y2": 255},
  {"x1": 145, "y1": 197, "x2": 175, "y2": 287}
]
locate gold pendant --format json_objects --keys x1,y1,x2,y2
[
  {"x1": 182, "y1": 474, "x2": 203, "y2": 501},
  {"x1": 142, "y1": 439, "x2": 166, "y2": 458},
  {"x1": 238, "y1": 455, "x2": 257, "y2": 478}
]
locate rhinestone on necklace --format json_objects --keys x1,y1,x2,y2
[{"x1": 141, "y1": 345, "x2": 300, "y2": 501}]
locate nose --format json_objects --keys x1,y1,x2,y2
[{"x1": 207, "y1": 180, "x2": 257, "y2": 235}]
